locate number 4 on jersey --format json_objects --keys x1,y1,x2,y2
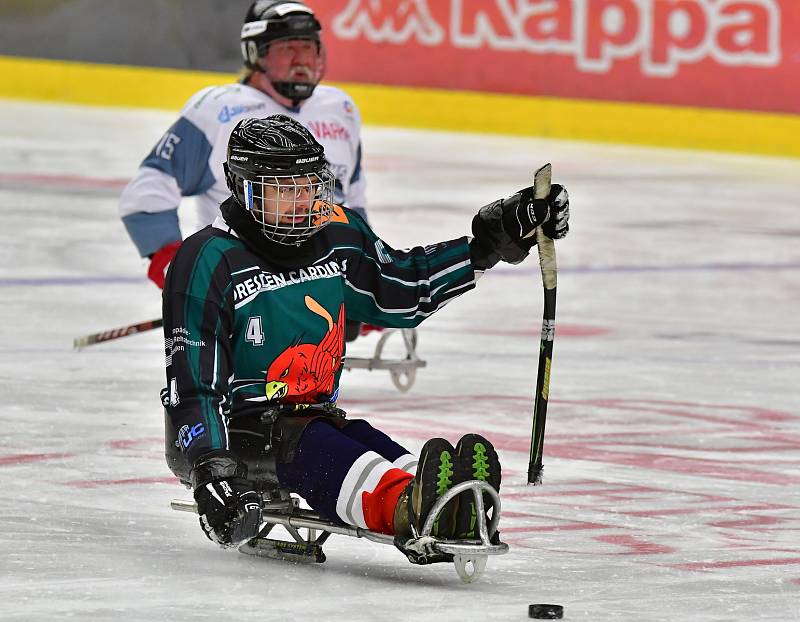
[{"x1": 246, "y1": 316, "x2": 265, "y2": 345}]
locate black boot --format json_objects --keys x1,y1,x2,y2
[
  {"x1": 393, "y1": 438, "x2": 458, "y2": 564},
  {"x1": 453, "y1": 434, "x2": 501, "y2": 541}
]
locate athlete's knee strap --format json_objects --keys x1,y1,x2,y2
[{"x1": 271, "y1": 409, "x2": 348, "y2": 464}]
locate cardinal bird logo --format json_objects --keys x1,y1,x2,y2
[{"x1": 264, "y1": 296, "x2": 344, "y2": 403}]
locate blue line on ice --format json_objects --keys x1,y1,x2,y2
[{"x1": 3, "y1": 261, "x2": 799, "y2": 287}]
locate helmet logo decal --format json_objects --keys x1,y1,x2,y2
[
  {"x1": 241, "y1": 20, "x2": 269, "y2": 38},
  {"x1": 244, "y1": 179, "x2": 254, "y2": 211}
]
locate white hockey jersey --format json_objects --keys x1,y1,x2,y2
[{"x1": 119, "y1": 83, "x2": 366, "y2": 257}]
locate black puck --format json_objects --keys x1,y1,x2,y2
[{"x1": 529, "y1": 604, "x2": 564, "y2": 619}]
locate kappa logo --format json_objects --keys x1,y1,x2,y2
[
  {"x1": 308, "y1": 121, "x2": 351, "y2": 141},
  {"x1": 331, "y1": 0, "x2": 781, "y2": 77},
  {"x1": 333, "y1": 0, "x2": 444, "y2": 45}
]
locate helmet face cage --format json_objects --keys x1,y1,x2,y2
[{"x1": 239, "y1": 168, "x2": 335, "y2": 245}]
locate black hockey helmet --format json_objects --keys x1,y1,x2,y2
[
  {"x1": 241, "y1": 1, "x2": 323, "y2": 102},
  {"x1": 224, "y1": 115, "x2": 335, "y2": 246}
]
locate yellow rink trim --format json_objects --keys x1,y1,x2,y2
[{"x1": 2, "y1": 55, "x2": 798, "y2": 158}]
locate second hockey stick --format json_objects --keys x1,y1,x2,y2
[
  {"x1": 73, "y1": 318, "x2": 163, "y2": 349},
  {"x1": 527, "y1": 163, "x2": 556, "y2": 485}
]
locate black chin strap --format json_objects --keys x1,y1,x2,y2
[
  {"x1": 272, "y1": 81, "x2": 315, "y2": 107},
  {"x1": 247, "y1": 65, "x2": 314, "y2": 108}
]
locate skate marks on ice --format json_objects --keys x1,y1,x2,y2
[
  {"x1": 355, "y1": 395, "x2": 800, "y2": 580},
  {"x1": 5, "y1": 393, "x2": 799, "y2": 620}
]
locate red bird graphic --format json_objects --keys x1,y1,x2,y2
[{"x1": 264, "y1": 296, "x2": 344, "y2": 403}]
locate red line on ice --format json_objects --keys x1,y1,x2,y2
[
  {"x1": 623, "y1": 504, "x2": 792, "y2": 518},
  {"x1": 0, "y1": 452, "x2": 73, "y2": 465},
  {"x1": 107, "y1": 438, "x2": 162, "y2": 449},
  {"x1": 0, "y1": 172, "x2": 128, "y2": 189},
  {"x1": 540, "y1": 443, "x2": 800, "y2": 485},
  {"x1": 501, "y1": 522, "x2": 609, "y2": 533},
  {"x1": 560, "y1": 398, "x2": 798, "y2": 427},
  {"x1": 594, "y1": 534, "x2": 676, "y2": 555},
  {"x1": 709, "y1": 514, "x2": 788, "y2": 528},
  {"x1": 671, "y1": 557, "x2": 800, "y2": 571}
]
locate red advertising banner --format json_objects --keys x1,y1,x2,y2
[{"x1": 313, "y1": 0, "x2": 800, "y2": 114}]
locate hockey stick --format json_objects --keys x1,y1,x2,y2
[
  {"x1": 73, "y1": 318, "x2": 163, "y2": 349},
  {"x1": 527, "y1": 163, "x2": 556, "y2": 485}
]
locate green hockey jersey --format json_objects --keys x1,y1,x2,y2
[{"x1": 163, "y1": 199, "x2": 477, "y2": 464}]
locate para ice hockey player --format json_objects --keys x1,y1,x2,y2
[
  {"x1": 162, "y1": 115, "x2": 570, "y2": 563},
  {"x1": 119, "y1": 1, "x2": 368, "y2": 291}
]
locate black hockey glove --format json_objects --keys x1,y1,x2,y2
[
  {"x1": 469, "y1": 184, "x2": 570, "y2": 270},
  {"x1": 191, "y1": 451, "x2": 262, "y2": 548},
  {"x1": 542, "y1": 184, "x2": 570, "y2": 241}
]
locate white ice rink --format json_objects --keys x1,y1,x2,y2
[{"x1": 1, "y1": 99, "x2": 799, "y2": 621}]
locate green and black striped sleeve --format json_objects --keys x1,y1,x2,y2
[
  {"x1": 162, "y1": 230, "x2": 238, "y2": 466},
  {"x1": 330, "y1": 209, "x2": 477, "y2": 328}
]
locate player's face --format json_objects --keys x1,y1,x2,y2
[
  {"x1": 259, "y1": 176, "x2": 316, "y2": 226},
  {"x1": 262, "y1": 39, "x2": 321, "y2": 84},
  {"x1": 242, "y1": 167, "x2": 334, "y2": 244}
]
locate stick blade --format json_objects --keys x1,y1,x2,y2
[{"x1": 73, "y1": 336, "x2": 91, "y2": 350}]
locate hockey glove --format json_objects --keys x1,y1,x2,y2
[
  {"x1": 542, "y1": 184, "x2": 570, "y2": 241},
  {"x1": 191, "y1": 451, "x2": 262, "y2": 548},
  {"x1": 469, "y1": 184, "x2": 569, "y2": 270},
  {"x1": 147, "y1": 240, "x2": 181, "y2": 289}
]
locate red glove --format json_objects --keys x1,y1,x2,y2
[
  {"x1": 147, "y1": 240, "x2": 181, "y2": 289},
  {"x1": 360, "y1": 323, "x2": 385, "y2": 337}
]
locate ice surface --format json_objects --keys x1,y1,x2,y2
[{"x1": 1, "y1": 99, "x2": 799, "y2": 621}]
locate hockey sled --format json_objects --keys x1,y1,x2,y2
[
  {"x1": 171, "y1": 480, "x2": 507, "y2": 584},
  {"x1": 343, "y1": 328, "x2": 426, "y2": 392}
]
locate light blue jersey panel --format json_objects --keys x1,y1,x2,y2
[
  {"x1": 121, "y1": 210, "x2": 181, "y2": 258},
  {"x1": 142, "y1": 117, "x2": 217, "y2": 197},
  {"x1": 122, "y1": 117, "x2": 217, "y2": 256}
]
